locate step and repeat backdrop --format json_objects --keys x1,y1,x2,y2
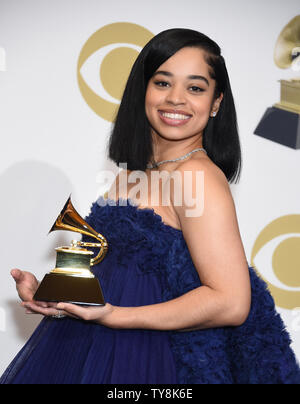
[{"x1": 0, "y1": 0, "x2": 300, "y2": 375}]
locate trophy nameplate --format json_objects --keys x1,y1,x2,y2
[{"x1": 33, "y1": 197, "x2": 108, "y2": 306}]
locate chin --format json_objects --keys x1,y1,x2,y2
[{"x1": 154, "y1": 128, "x2": 202, "y2": 142}]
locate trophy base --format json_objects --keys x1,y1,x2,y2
[
  {"x1": 254, "y1": 106, "x2": 300, "y2": 149},
  {"x1": 33, "y1": 273, "x2": 105, "y2": 306}
]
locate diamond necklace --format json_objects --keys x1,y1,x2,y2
[{"x1": 147, "y1": 147, "x2": 207, "y2": 169}]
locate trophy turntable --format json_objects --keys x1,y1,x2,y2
[
  {"x1": 33, "y1": 197, "x2": 108, "y2": 306},
  {"x1": 255, "y1": 15, "x2": 300, "y2": 149}
]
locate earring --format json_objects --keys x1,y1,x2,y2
[{"x1": 211, "y1": 111, "x2": 217, "y2": 118}]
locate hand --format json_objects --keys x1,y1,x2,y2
[
  {"x1": 11, "y1": 268, "x2": 39, "y2": 301},
  {"x1": 11, "y1": 268, "x2": 117, "y2": 324},
  {"x1": 56, "y1": 302, "x2": 116, "y2": 326},
  {"x1": 11, "y1": 268, "x2": 54, "y2": 312},
  {"x1": 22, "y1": 301, "x2": 116, "y2": 326}
]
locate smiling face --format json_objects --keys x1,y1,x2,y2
[{"x1": 145, "y1": 47, "x2": 223, "y2": 144}]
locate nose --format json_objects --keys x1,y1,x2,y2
[{"x1": 165, "y1": 84, "x2": 186, "y2": 105}]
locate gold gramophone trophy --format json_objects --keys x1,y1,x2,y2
[
  {"x1": 255, "y1": 16, "x2": 300, "y2": 149},
  {"x1": 33, "y1": 197, "x2": 108, "y2": 306}
]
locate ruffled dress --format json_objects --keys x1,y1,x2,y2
[{"x1": 1, "y1": 197, "x2": 300, "y2": 384}]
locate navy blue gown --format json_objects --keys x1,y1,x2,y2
[{"x1": 1, "y1": 197, "x2": 300, "y2": 384}]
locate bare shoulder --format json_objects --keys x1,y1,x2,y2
[
  {"x1": 172, "y1": 155, "x2": 232, "y2": 212},
  {"x1": 177, "y1": 155, "x2": 228, "y2": 185}
]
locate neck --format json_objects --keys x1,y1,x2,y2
[{"x1": 151, "y1": 133, "x2": 203, "y2": 163}]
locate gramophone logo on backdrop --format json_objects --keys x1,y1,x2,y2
[
  {"x1": 251, "y1": 215, "x2": 300, "y2": 310},
  {"x1": 77, "y1": 22, "x2": 153, "y2": 122},
  {"x1": 255, "y1": 16, "x2": 300, "y2": 149}
]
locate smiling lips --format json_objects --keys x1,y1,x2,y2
[{"x1": 158, "y1": 110, "x2": 192, "y2": 126}]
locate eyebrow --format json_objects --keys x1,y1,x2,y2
[{"x1": 153, "y1": 70, "x2": 210, "y2": 86}]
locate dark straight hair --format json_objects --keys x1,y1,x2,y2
[{"x1": 108, "y1": 28, "x2": 241, "y2": 183}]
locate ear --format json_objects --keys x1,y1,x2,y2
[{"x1": 210, "y1": 92, "x2": 224, "y2": 117}]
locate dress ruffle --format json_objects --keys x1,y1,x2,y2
[
  {"x1": 87, "y1": 197, "x2": 181, "y2": 276},
  {"x1": 1, "y1": 197, "x2": 300, "y2": 384}
]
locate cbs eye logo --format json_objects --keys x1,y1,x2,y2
[
  {"x1": 77, "y1": 22, "x2": 154, "y2": 122},
  {"x1": 251, "y1": 215, "x2": 300, "y2": 310}
]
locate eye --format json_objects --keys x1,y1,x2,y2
[
  {"x1": 153, "y1": 80, "x2": 170, "y2": 88},
  {"x1": 189, "y1": 86, "x2": 205, "y2": 93}
]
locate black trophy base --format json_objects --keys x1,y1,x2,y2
[
  {"x1": 254, "y1": 106, "x2": 300, "y2": 149},
  {"x1": 33, "y1": 273, "x2": 105, "y2": 306}
]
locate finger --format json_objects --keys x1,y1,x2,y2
[
  {"x1": 21, "y1": 302, "x2": 39, "y2": 314},
  {"x1": 57, "y1": 303, "x2": 90, "y2": 320},
  {"x1": 33, "y1": 301, "x2": 57, "y2": 309},
  {"x1": 23, "y1": 302, "x2": 59, "y2": 317},
  {"x1": 47, "y1": 302, "x2": 59, "y2": 308},
  {"x1": 34, "y1": 301, "x2": 49, "y2": 308},
  {"x1": 23, "y1": 300, "x2": 56, "y2": 309},
  {"x1": 11, "y1": 269, "x2": 23, "y2": 283},
  {"x1": 23, "y1": 302, "x2": 76, "y2": 319}
]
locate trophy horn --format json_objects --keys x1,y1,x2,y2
[
  {"x1": 49, "y1": 196, "x2": 108, "y2": 266},
  {"x1": 274, "y1": 15, "x2": 300, "y2": 69}
]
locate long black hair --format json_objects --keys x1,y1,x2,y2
[{"x1": 108, "y1": 28, "x2": 241, "y2": 183}]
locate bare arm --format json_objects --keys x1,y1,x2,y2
[{"x1": 101, "y1": 159, "x2": 250, "y2": 330}]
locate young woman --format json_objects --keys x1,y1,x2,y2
[{"x1": 1, "y1": 28, "x2": 300, "y2": 384}]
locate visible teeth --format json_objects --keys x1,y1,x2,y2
[{"x1": 161, "y1": 112, "x2": 190, "y2": 120}]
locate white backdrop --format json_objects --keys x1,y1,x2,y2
[{"x1": 1, "y1": 0, "x2": 300, "y2": 376}]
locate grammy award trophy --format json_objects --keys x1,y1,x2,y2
[
  {"x1": 33, "y1": 197, "x2": 108, "y2": 306},
  {"x1": 255, "y1": 16, "x2": 300, "y2": 149}
]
